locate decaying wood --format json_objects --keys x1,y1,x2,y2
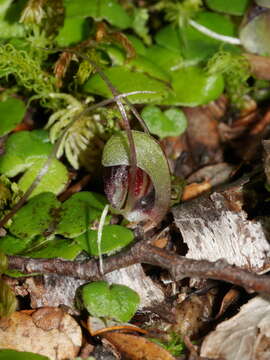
[
  {"x1": 24, "y1": 265, "x2": 164, "y2": 310},
  {"x1": 173, "y1": 178, "x2": 270, "y2": 274},
  {"x1": 104, "y1": 264, "x2": 164, "y2": 308}
]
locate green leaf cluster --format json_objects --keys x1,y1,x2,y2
[
  {"x1": 0, "y1": 191, "x2": 134, "y2": 260},
  {"x1": 0, "y1": 130, "x2": 68, "y2": 197}
]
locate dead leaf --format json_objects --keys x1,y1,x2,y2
[
  {"x1": 0, "y1": 307, "x2": 82, "y2": 360},
  {"x1": 103, "y1": 332, "x2": 175, "y2": 360},
  {"x1": 170, "y1": 291, "x2": 216, "y2": 338},
  {"x1": 201, "y1": 295, "x2": 270, "y2": 360}
]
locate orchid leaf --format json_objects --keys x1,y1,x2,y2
[
  {"x1": 205, "y1": 0, "x2": 250, "y2": 15},
  {"x1": 0, "y1": 0, "x2": 25, "y2": 39},
  {"x1": 0, "y1": 350, "x2": 49, "y2": 360},
  {"x1": 25, "y1": 237, "x2": 81, "y2": 260},
  {"x1": 155, "y1": 12, "x2": 237, "y2": 64},
  {"x1": 0, "y1": 235, "x2": 30, "y2": 255},
  {"x1": 102, "y1": 131, "x2": 171, "y2": 224},
  {"x1": 141, "y1": 106, "x2": 188, "y2": 138},
  {"x1": 84, "y1": 66, "x2": 170, "y2": 104},
  {"x1": 164, "y1": 66, "x2": 224, "y2": 106},
  {"x1": 55, "y1": 16, "x2": 91, "y2": 47},
  {"x1": 75, "y1": 224, "x2": 134, "y2": 256},
  {"x1": 9, "y1": 192, "x2": 60, "y2": 240},
  {"x1": 18, "y1": 158, "x2": 69, "y2": 198},
  {"x1": 125, "y1": 34, "x2": 147, "y2": 55},
  {"x1": 144, "y1": 45, "x2": 183, "y2": 73},
  {"x1": 64, "y1": 0, "x2": 132, "y2": 29},
  {"x1": 7, "y1": 191, "x2": 106, "y2": 245},
  {"x1": 0, "y1": 130, "x2": 52, "y2": 177},
  {"x1": 55, "y1": 193, "x2": 103, "y2": 238},
  {"x1": 81, "y1": 281, "x2": 140, "y2": 322},
  {"x1": 0, "y1": 97, "x2": 26, "y2": 136}
]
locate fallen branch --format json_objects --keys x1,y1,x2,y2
[{"x1": 7, "y1": 240, "x2": 270, "y2": 294}]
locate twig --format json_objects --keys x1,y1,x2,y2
[{"x1": 7, "y1": 241, "x2": 270, "y2": 294}]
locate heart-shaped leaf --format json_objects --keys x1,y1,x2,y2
[
  {"x1": 0, "y1": 235, "x2": 30, "y2": 255},
  {"x1": 164, "y1": 66, "x2": 224, "y2": 106},
  {"x1": 55, "y1": 17, "x2": 91, "y2": 47},
  {"x1": 75, "y1": 225, "x2": 134, "y2": 256},
  {"x1": 4, "y1": 192, "x2": 106, "y2": 254},
  {"x1": 141, "y1": 106, "x2": 188, "y2": 138},
  {"x1": 205, "y1": 0, "x2": 250, "y2": 15},
  {"x1": 55, "y1": 193, "x2": 103, "y2": 238},
  {"x1": 0, "y1": 130, "x2": 52, "y2": 177},
  {"x1": 0, "y1": 350, "x2": 49, "y2": 360},
  {"x1": 82, "y1": 281, "x2": 140, "y2": 322},
  {"x1": 9, "y1": 192, "x2": 60, "y2": 240},
  {"x1": 25, "y1": 237, "x2": 81, "y2": 260},
  {"x1": 84, "y1": 66, "x2": 170, "y2": 104},
  {"x1": 64, "y1": 0, "x2": 131, "y2": 29},
  {"x1": 18, "y1": 158, "x2": 69, "y2": 198},
  {"x1": 102, "y1": 131, "x2": 171, "y2": 225},
  {"x1": 0, "y1": 97, "x2": 26, "y2": 136}
]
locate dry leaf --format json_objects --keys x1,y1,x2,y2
[
  {"x1": 103, "y1": 332, "x2": 175, "y2": 360},
  {"x1": 0, "y1": 307, "x2": 82, "y2": 360},
  {"x1": 201, "y1": 295, "x2": 270, "y2": 360}
]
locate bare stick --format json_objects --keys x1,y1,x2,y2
[{"x1": 7, "y1": 241, "x2": 270, "y2": 294}]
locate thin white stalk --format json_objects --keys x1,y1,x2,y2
[
  {"x1": 97, "y1": 204, "x2": 109, "y2": 276},
  {"x1": 188, "y1": 19, "x2": 241, "y2": 45}
]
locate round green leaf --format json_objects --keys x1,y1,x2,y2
[
  {"x1": 0, "y1": 350, "x2": 49, "y2": 360},
  {"x1": 126, "y1": 55, "x2": 170, "y2": 82},
  {"x1": 141, "y1": 105, "x2": 187, "y2": 138},
  {"x1": 206, "y1": 0, "x2": 250, "y2": 15},
  {"x1": 82, "y1": 281, "x2": 112, "y2": 318},
  {"x1": 25, "y1": 237, "x2": 81, "y2": 260},
  {"x1": 109, "y1": 284, "x2": 140, "y2": 323},
  {"x1": 0, "y1": 97, "x2": 26, "y2": 136},
  {"x1": 55, "y1": 194, "x2": 102, "y2": 238},
  {"x1": 64, "y1": 0, "x2": 131, "y2": 29},
  {"x1": 0, "y1": 130, "x2": 52, "y2": 177},
  {"x1": 9, "y1": 192, "x2": 60, "y2": 240},
  {"x1": 18, "y1": 158, "x2": 69, "y2": 198},
  {"x1": 180, "y1": 12, "x2": 237, "y2": 62},
  {"x1": 144, "y1": 45, "x2": 183, "y2": 73},
  {"x1": 55, "y1": 17, "x2": 91, "y2": 47},
  {"x1": 0, "y1": 235, "x2": 29, "y2": 255},
  {"x1": 82, "y1": 281, "x2": 140, "y2": 322},
  {"x1": 84, "y1": 66, "x2": 170, "y2": 104},
  {"x1": 164, "y1": 66, "x2": 224, "y2": 106},
  {"x1": 155, "y1": 25, "x2": 181, "y2": 53},
  {"x1": 75, "y1": 225, "x2": 134, "y2": 255}
]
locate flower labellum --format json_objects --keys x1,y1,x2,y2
[{"x1": 102, "y1": 131, "x2": 171, "y2": 226}]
